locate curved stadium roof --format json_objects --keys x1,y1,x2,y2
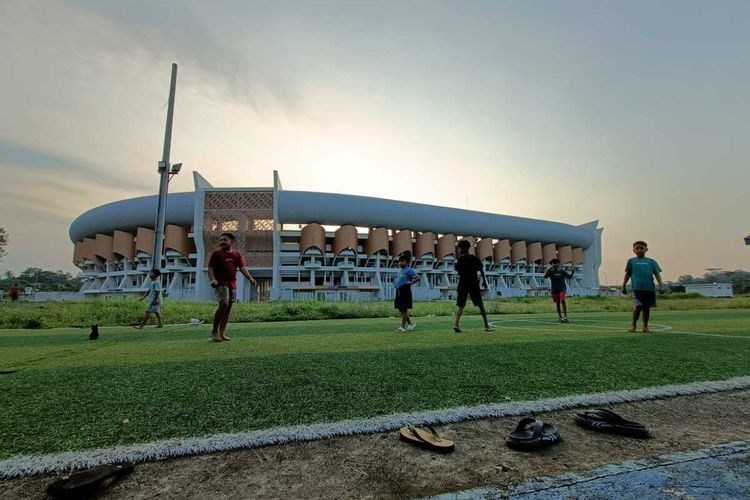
[{"x1": 70, "y1": 191, "x2": 595, "y2": 248}]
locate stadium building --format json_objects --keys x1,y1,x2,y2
[{"x1": 69, "y1": 172, "x2": 603, "y2": 302}]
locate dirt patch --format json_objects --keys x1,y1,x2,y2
[{"x1": 2, "y1": 390, "x2": 749, "y2": 499}]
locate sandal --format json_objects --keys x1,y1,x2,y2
[
  {"x1": 574, "y1": 408, "x2": 649, "y2": 438},
  {"x1": 506, "y1": 418, "x2": 560, "y2": 450},
  {"x1": 399, "y1": 425, "x2": 455, "y2": 452}
]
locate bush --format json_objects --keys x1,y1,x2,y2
[{"x1": 1, "y1": 294, "x2": 749, "y2": 329}]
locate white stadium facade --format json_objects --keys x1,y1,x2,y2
[{"x1": 69, "y1": 172, "x2": 603, "y2": 302}]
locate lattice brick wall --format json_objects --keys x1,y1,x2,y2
[{"x1": 202, "y1": 191, "x2": 274, "y2": 267}]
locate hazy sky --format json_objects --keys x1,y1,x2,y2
[{"x1": 1, "y1": 0, "x2": 748, "y2": 282}]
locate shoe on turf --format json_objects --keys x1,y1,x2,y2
[
  {"x1": 407, "y1": 323, "x2": 417, "y2": 331},
  {"x1": 47, "y1": 463, "x2": 135, "y2": 498},
  {"x1": 397, "y1": 327, "x2": 406, "y2": 333},
  {"x1": 563, "y1": 317, "x2": 570, "y2": 323}
]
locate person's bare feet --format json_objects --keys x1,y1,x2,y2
[
  {"x1": 221, "y1": 335, "x2": 231, "y2": 341},
  {"x1": 211, "y1": 333, "x2": 223, "y2": 342}
]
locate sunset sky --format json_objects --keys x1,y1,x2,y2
[{"x1": 1, "y1": 0, "x2": 748, "y2": 283}]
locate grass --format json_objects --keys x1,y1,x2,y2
[
  {"x1": 0, "y1": 308, "x2": 748, "y2": 459},
  {"x1": 0, "y1": 294, "x2": 748, "y2": 329}
]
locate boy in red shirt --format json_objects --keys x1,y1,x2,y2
[{"x1": 207, "y1": 232, "x2": 256, "y2": 342}]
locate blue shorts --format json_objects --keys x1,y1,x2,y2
[{"x1": 147, "y1": 304, "x2": 161, "y2": 314}]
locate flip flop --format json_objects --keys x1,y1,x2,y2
[
  {"x1": 505, "y1": 418, "x2": 560, "y2": 450},
  {"x1": 47, "y1": 463, "x2": 134, "y2": 498},
  {"x1": 574, "y1": 408, "x2": 650, "y2": 438},
  {"x1": 399, "y1": 425, "x2": 455, "y2": 452}
]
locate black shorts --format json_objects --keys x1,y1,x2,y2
[
  {"x1": 394, "y1": 285, "x2": 413, "y2": 312},
  {"x1": 633, "y1": 290, "x2": 656, "y2": 308},
  {"x1": 457, "y1": 285, "x2": 483, "y2": 308}
]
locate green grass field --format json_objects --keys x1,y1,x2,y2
[{"x1": 1, "y1": 308, "x2": 749, "y2": 460}]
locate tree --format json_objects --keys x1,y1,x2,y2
[
  {"x1": 0, "y1": 268, "x2": 82, "y2": 292},
  {"x1": 0, "y1": 227, "x2": 7, "y2": 261}
]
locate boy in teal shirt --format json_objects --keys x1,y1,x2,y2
[{"x1": 622, "y1": 241, "x2": 664, "y2": 333}]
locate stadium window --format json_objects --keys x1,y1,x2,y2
[
  {"x1": 252, "y1": 219, "x2": 273, "y2": 231},
  {"x1": 220, "y1": 220, "x2": 239, "y2": 231}
]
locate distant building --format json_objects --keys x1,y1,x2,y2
[
  {"x1": 69, "y1": 171, "x2": 604, "y2": 302},
  {"x1": 684, "y1": 283, "x2": 734, "y2": 298}
]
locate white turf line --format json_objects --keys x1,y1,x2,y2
[
  {"x1": 2, "y1": 377, "x2": 750, "y2": 479},
  {"x1": 488, "y1": 318, "x2": 750, "y2": 339}
]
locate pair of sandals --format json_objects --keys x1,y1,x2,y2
[{"x1": 505, "y1": 408, "x2": 649, "y2": 451}]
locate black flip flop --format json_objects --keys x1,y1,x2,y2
[
  {"x1": 47, "y1": 463, "x2": 135, "y2": 498},
  {"x1": 505, "y1": 418, "x2": 560, "y2": 450},
  {"x1": 574, "y1": 408, "x2": 650, "y2": 438}
]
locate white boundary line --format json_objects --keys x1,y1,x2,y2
[
  {"x1": 488, "y1": 318, "x2": 750, "y2": 339},
  {"x1": 2, "y1": 376, "x2": 749, "y2": 478}
]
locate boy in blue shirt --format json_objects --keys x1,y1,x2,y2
[
  {"x1": 394, "y1": 253, "x2": 420, "y2": 332},
  {"x1": 622, "y1": 241, "x2": 664, "y2": 333},
  {"x1": 135, "y1": 269, "x2": 164, "y2": 329}
]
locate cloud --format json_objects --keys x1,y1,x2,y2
[
  {"x1": 0, "y1": 139, "x2": 150, "y2": 193},
  {"x1": 67, "y1": 0, "x2": 305, "y2": 116}
]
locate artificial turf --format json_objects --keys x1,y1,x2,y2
[{"x1": 0, "y1": 309, "x2": 748, "y2": 459}]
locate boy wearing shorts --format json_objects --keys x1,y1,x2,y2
[
  {"x1": 393, "y1": 253, "x2": 420, "y2": 332},
  {"x1": 208, "y1": 232, "x2": 256, "y2": 342},
  {"x1": 622, "y1": 240, "x2": 664, "y2": 333},
  {"x1": 543, "y1": 258, "x2": 574, "y2": 322},
  {"x1": 453, "y1": 239, "x2": 492, "y2": 332},
  {"x1": 135, "y1": 269, "x2": 164, "y2": 329}
]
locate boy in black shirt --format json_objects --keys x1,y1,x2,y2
[
  {"x1": 543, "y1": 258, "x2": 574, "y2": 322},
  {"x1": 453, "y1": 239, "x2": 492, "y2": 332}
]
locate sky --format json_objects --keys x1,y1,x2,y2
[{"x1": 0, "y1": 0, "x2": 748, "y2": 283}]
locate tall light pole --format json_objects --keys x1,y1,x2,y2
[
  {"x1": 152, "y1": 63, "x2": 179, "y2": 270},
  {"x1": 34, "y1": 266, "x2": 51, "y2": 298}
]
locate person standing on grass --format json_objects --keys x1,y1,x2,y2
[
  {"x1": 135, "y1": 269, "x2": 164, "y2": 329},
  {"x1": 9, "y1": 283, "x2": 20, "y2": 302},
  {"x1": 622, "y1": 240, "x2": 664, "y2": 333},
  {"x1": 393, "y1": 253, "x2": 420, "y2": 332},
  {"x1": 543, "y1": 258, "x2": 575, "y2": 322},
  {"x1": 208, "y1": 232, "x2": 256, "y2": 342},
  {"x1": 453, "y1": 239, "x2": 492, "y2": 333}
]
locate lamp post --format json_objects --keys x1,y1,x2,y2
[
  {"x1": 152, "y1": 63, "x2": 181, "y2": 270},
  {"x1": 34, "y1": 266, "x2": 51, "y2": 299}
]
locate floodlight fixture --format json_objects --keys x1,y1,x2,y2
[
  {"x1": 158, "y1": 160, "x2": 168, "y2": 173},
  {"x1": 170, "y1": 163, "x2": 183, "y2": 174}
]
